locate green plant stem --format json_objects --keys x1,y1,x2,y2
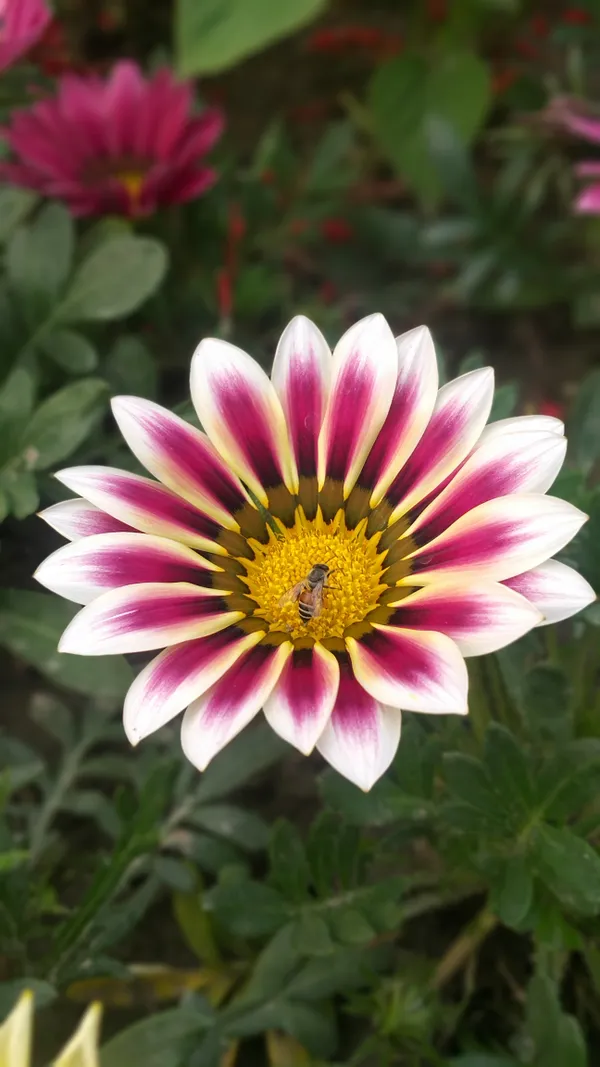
[
  {"x1": 28, "y1": 736, "x2": 90, "y2": 866},
  {"x1": 430, "y1": 906, "x2": 498, "y2": 991}
]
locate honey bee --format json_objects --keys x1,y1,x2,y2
[{"x1": 279, "y1": 563, "x2": 331, "y2": 623}]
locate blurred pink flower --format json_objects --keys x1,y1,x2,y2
[
  {"x1": 0, "y1": 60, "x2": 224, "y2": 217},
  {"x1": 0, "y1": 0, "x2": 51, "y2": 72},
  {"x1": 545, "y1": 96, "x2": 600, "y2": 213}
]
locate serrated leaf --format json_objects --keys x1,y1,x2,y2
[{"x1": 531, "y1": 824, "x2": 600, "y2": 915}]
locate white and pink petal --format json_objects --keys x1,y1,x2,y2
[
  {"x1": 387, "y1": 581, "x2": 542, "y2": 656},
  {"x1": 316, "y1": 658, "x2": 401, "y2": 791},
  {"x1": 123, "y1": 627, "x2": 264, "y2": 744},
  {"x1": 359, "y1": 325, "x2": 438, "y2": 506},
  {"x1": 271, "y1": 315, "x2": 331, "y2": 479},
  {"x1": 181, "y1": 640, "x2": 291, "y2": 771},
  {"x1": 58, "y1": 582, "x2": 243, "y2": 655},
  {"x1": 111, "y1": 396, "x2": 251, "y2": 528},
  {"x1": 34, "y1": 532, "x2": 222, "y2": 605},
  {"x1": 408, "y1": 494, "x2": 588, "y2": 584},
  {"x1": 347, "y1": 625, "x2": 468, "y2": 714},
  {"x1": 55, "y1": 466, "x2": 226, "y2": 554},
  {"x1": 504, "y1": 560, "x2": 596, "y2": 626},
  {"x1": 263, "y1": 642, "x2": 339, "y2": 755},
  {"x1": 408, "y1": 426, "x2": 567, "y2": 543},
  {"x1": 38, "y1": 498, "x2": 134, "y2": 541},
  {"x1": 317, "y1": 314, "x2": 398, "y2": 496},
  {"x1": 190, "y1": 337, "x2": 297, "y2": 504},
  {"x1": 386, "y1": 367, "x2": 495, "y2": 521}
]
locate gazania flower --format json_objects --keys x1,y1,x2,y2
[
  {"x1": 35, "y1": 316, "x2": 593, "y2": 790},
  {"x1": 0, "y1": 60, "x2": 223, "y2": 217},
  {"x1": 0, "y1": 0, "x2": 51, "y2": 72},
  {"x1": 0, "y1": 990, "x2": 101, "y2": 1066}
]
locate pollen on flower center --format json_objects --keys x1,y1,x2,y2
[{"x1": 239, "y1": 507, "x2": 388, "y2": 641}]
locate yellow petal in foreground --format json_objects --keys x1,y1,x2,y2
[
  {"x1": 0, "y1": 991, "x2": 34, "y2": 1067},
  {"x1": 54, "y1": 1002, "x2": 102, "y2": 1067}
]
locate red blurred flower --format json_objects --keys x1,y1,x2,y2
[
  {"x1": 529, "y1": 13, "x2": 550, "y2": 37},
  {"x1": 0, "y1": 0, "x2": 51, "y2": 72},
  {"x1": 0, "y1": 60, "x2": 224, "y2": 218},
  {"x1": 561, "y1": 7, "x2": 593, "y2": 24},
  {"x1": 216, "y1": 268, "x2": 233, "y2": 319},
  {"x1": 539, "y1": 399, "x2": 566, "y2": 420},
  {"x1": 426, "y1": 0, "x2": 447, "y2": 22},
  {"x1": 319, "y1": 280, "x2": 337, "y2": 303},
  {"x1": 514, "y1": 38, "x2": 539, "y2": 60},
  {"x1": 321, "y1": 217, "x2": 354, "y2": 243},
  {"x1": 29, "y1": 18, "x2": 75, "y2": 77},
  {"x1": 307, "y1": 24, "x2": 401, "y2": 58},
  {"x1": 492, "y1": 67, "x2": 518, "y2": 95}
]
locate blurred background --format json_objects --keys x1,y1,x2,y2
[{"x1": 2, "y1": 1, "x2": 600, "y2": 1065}]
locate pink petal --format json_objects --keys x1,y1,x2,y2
[
  {"x1": 347, "y1": 625, "x2": 468, "y2": 714},
  {"x1": 386, "y1": 368, "x2": 494, "y2": 521},
  {"x1": 123, "y1": 627, "x2": 264, "y2": 744},
  {"x1": 575, "y1": 183, "x2": 600, "y2": 214},
  {"x1": 263, "y1": 642, "x2": 339, "y2": 754},
  {"x1": 271, "y1": 316, "x2": 331, "y2": 481},
  {"x1": 190, "y1": 338, "x2": 297, "y2": 505},
  {"x1": 38, "y1": 499, "x2": 135, "y2": 541},
  {"x1": 408, "y1": 424, "x2": 566, "y2": 543},
  {"x1": 34, "y1": 532, "x2": 222, "y2": 605},
  {"x1": 55, "y1": 466, "x2": 227, "y2": 554},
  {"x1": 181, "y1": 641, "x2": 291, "y2": 771},
  {"x1": 317, "y1": 314, "x2": 398, "y2": 496},
  {"x1": 316, "y1": 658, "x2": 401, "y2": 791},
  {"x1": 111, "y1": 397, "x2": 251, "y2": 529},
  {"x1": 504, "y1": 560, "x2": 595, "y2": 626},
  {"x1": 58, "y1": 582, "x2": 244, "y2": 656},
  {"x1": 388, "y1": 581, "x2": 542, "y2": 656},
  {"x1": 358, "y1": 325, "x2": 438, "y2": 506},
  {"x1": 409, "y1": 494, "x2": 587, "y2": 584}
]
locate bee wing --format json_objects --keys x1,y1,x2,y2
[
  {"x1": 311, "y1": 583, "x2": 325, "y2": 618},
  {"x1": 279, "y1": 580, "x2": 305, "y2": 607}
]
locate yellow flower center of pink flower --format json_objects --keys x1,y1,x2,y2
[
  {"x1": 117, "y1": 170, "x2": 145, "y2": 203},
  {"x1": 239, "y1": 507, "x2": 388, "y2": 641}
]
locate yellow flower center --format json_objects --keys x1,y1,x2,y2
[
  {"x1": 118, "y1": 171, "x2": 145, "y2": 203},
  {"x1": 239, "y1": 507, "x2": 388, "y2": 641}
]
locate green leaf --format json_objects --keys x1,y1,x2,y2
[
  {"x1": 59, "y1": 235, "x2": 168, "y2": 323},
  {"x1": 100, "y1": 1007, "x2": 211, "y2": 1067},
  {"x1": 484, "y1": 723, "x2": 535, "y2": 816},
  {"x1": 40, "y1": 329, "x2": 98, "y2": 374},
  {"x1": 195, "y1": 721, "x2": 286, "y2": 803},
  {"x1": 20, "y1": 378, "x2": 108, "y2": 470},
  {"x1": 269, "y1": 820, "x2": 311, "y2": 903},
  {"x1": 368, "y1": 51, "x2": 490, "y2": 206},
  {"x1": 292, "y1": 911, "x2": 334, "y2": 955},
  {"x1": 7, "y1": 202, "x2": 74, "y2": 303},
  {"x1": 443, "y1": 753, "x2": 502, "y2": 815},
  {"x1": 0, "y1": 590, "x2": 133, "y2": 698},
  {"x1": 189, "y1": 804, "x2": 269, "y2": 851},
  {"x1": 0, "y1": 187, "x2": 37, "y2": 245},
  {"x1": 175, "y1": 0, "x2": 327, "y2": 76},
  {"x1": 489, "y1": 382, "x2": 519, "y2": 421},
  {"x1": 105, "y1": 335, "x2": 157, "y2": 399},
  {"x1": 531, "y1": 824, "x2": 600, "y2": 915},
  {"x1": 492, "y1": 854, "x2": 533, "y2": 928},
  {"x1": 2, "y1": 470, "x2": 39, "y2": 519},
  {"x1": 568, "y1": 367, "x2": 600, "y2": 474},
  {"x1": 525, "y1": 971, "x2": 588, "y2": 1067},
  {"x1": 0, "y1": 365, "x2": 36, "y2": 464},
  {"x1": 207, "y1": 878, "x2": 289, "y2": 938},
  {"x1": 522, "y1": 665, "x2": 572, "y2": 742}
]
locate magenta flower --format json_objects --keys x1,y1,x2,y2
[
  {"x1": 34, "y1": 316, "x2": 593, "y2": 790},
  {"x1": 0, "y1": 60, "x2": 224, "y2": 217},
  {"x1": 545, "y1": 96, "x2": 600, "y2": 213},
  {"x1": 0, "y1": 0, "x2": 51, "y2": 72}
]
